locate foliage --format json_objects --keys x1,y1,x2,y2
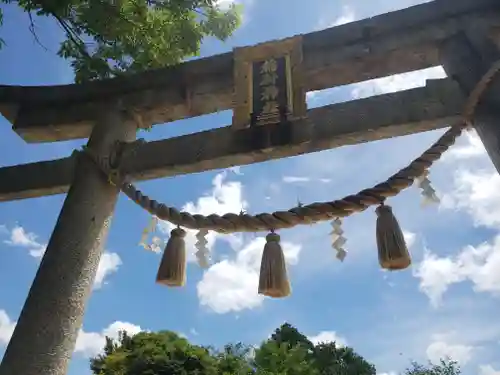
[
  {"x1": 213, "y1": 343, "x2": 254, "y2": 375},
  {"x1": 1, "y1": 0, "x2": 242, "y2": 82},
  {"x1": 89, "y1": 323, "x2": 376, "y2": 375},
  {"x1": 254, "y1": 323, "x2": 375, "y2": 375},
  {"x1": 89, "y1": 323, "x2": 461, "y2": 375},
  {"x1": 268, "y1": 322, "x2": 314, "y2": 351},
  {"x1": 90, "y1": 330, "x2": 219, "y2": 375},
  {"x1": 313, "y1": 343, "x2": 376, "y2": 375},
  {"x1": 254, "y1": 340, "x2": 317, "y2": 375},
  {"x1": 404, "y1": 359, "x2": 461, "y2": 375}
]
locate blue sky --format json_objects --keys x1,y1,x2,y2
[{"x1": 1, "y1": 1, "x2": 500, "y2": 375}]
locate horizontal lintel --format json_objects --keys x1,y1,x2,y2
[{"x1": 0, "y1": 78, "x2": 465, "y2": 202}]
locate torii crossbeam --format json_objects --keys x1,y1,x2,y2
[{"x1": 2, "y1": 0, "x2": 500, "y2": 374}]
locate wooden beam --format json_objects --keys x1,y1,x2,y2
[
  {"x1": 0, "y1": 157, "x2": 75, "y2": 201},
  {"x1": 1, "y1": 0, "x2": 498, "y2": 143},
  {"x1": 0, "y1": 79, "x2": 465, "y2": 202}
]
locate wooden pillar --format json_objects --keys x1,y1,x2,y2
[
  {"x1": 439, "y1": 29, "x2": 500, "y2": 173},
  {"x1": 0, "y1": 101, "x2": 136, "y2": 375}
]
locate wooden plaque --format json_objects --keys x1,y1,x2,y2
[{"x1": 232, "y1": 36, "x2": 306, "y2": 129}]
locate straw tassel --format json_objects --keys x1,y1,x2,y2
[
  {"x1": 156, "y1": 227, "x2": 187, "y2": 287},
  {"x1": 375, "y1": 204, "x2": 411, "y2": 271},
  {"x1": 258, "y1": 232, "x2": 291, "y2": 298}
]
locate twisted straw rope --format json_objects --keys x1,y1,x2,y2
[{"x1": 85, "y1": 61, "x2": 500, "y2": 234}]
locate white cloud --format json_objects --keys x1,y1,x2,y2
[
  {"x1": 426, "y1": 336, "x2": 473, "y2": 365},
  {"x1": 4, "y1": 225, "x2": 46, "y2": 258},
  {"x1": 159, "y1": 171, "x2": 247, "y2": 263},
  {"x1": 0, "y1": 310, "x2": 16, "y2": 345},
  {"x1": 308, "y1": 331, "x2": 347, "y2": 347},
  {"x1": 94, "y1": 252, "x2": 122, "y2": 290},
  {"x1": 197, "y1": 237, "x2": 301, "y2": 314},
  {"x1": 2, "y1": 225, "x2": 122, "y2": 289},
  {"x1": 403, "y1": 230, "x2": 416, "y2": 249},
  {"x1": 75, "y1": 321, "x2": 143, "y2": 358},
  {"x1": 414, "y1": 236, "x2": 500, "y2": 307},
  {"x1": 413, "y1": 251, "x2": 463, "y2": 307},
  {"x1": 413, "y1": 163, "x2": 500, "y2": 306},
  {"x1": 441, "y1": 169, "x2": 500, "y2": 229},
  {"x1": 480, "y1": 365, "x2": 500, "y2": 375},
  {"x1": 458, "y1": 241, "x2": 500, "y2": 295},
  {"x1": 351, "y1": 67, "x2": 447, "y2": 99},
  {"x1": 329, "y1": 5, "x2": 356, "y2": 27},
  {"x1": 317, "y1": 5, "x2": 356, "y2": 30},
  {"x1": 189, "y1": 328, "x2": 199, "y2": 336},
  {"x1": 282, "y1": 176, "x2": 333, "y2": 185},
  {"x1": 198, "y1": 259, "x2": 262, "y2": 314},
  {"x1": 282, "y1": 176, "x2": 311, "y2": 183},
  {"x1": 441, "y1": 131, "x2": 486, "y2": 162}
]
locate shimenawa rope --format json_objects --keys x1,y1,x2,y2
[{"x1": 82, "y1": 60, "x2": 500, "y2": 235}]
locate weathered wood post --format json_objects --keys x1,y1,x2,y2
[
  {"x1": 0, "y1": 100, "x2": 136, "y2": 375},
  {"x1": 440, "y1": 29, "x2": 500, "y2": 172}
]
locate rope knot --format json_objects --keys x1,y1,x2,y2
[{"x1": 80, "y1": 142, "x2": 130, "y2": 187}]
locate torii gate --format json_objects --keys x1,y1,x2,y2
[{"x1": 2, "y1": 0, "x2": 500, "y2": 374}]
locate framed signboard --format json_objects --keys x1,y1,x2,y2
[{"x1": 232, "y1": 36, "x2": 306, "y2": 129}]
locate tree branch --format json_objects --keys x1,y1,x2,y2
[{"x1": 27, "y1": 10, "x2": 48, "y2": 51}]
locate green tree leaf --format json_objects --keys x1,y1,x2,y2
[
  {"x1": 254, "y1": 323, "x2": 375, "y2": 375},
  {"x1": 2, "y1": 0, "x2": 241, "y2": 82}
]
